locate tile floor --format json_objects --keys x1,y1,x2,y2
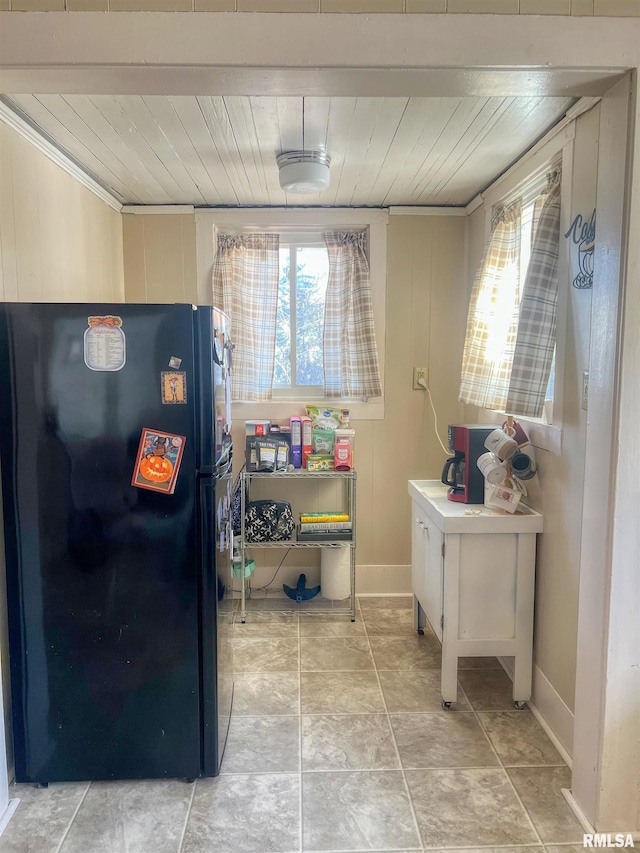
[{"x1": 0, "y1": 595, "x2": 585, "y2": 853}]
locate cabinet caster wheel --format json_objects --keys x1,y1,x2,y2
[
  {"x1": 36, "y1": 782, "x2": 49, "y2": 789},
  {"x1": 514, "y1": 701, "x2": 526, "y2": 710},
  {"x1": 184, "y1": 778, "x2": 195, "y2": 784},
  {"x1": 442, "y1": 701, "x2": 452, "y2": 710},
  {"x1": 417, "y1": 628, "x2": 425, "y2": 635}
]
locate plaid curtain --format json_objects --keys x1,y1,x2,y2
[
  {"x1": 506, "y1": 174, "x2": 562, "y2": 417},
  {"x1": 323, "y1": 231, "x2": 382, "y2": 399},
  {"x1": 212, "y1": 233, "x2": 279, "y2": 402},
  {"x1": 459, "y1": 201, "x2": 522, "y2": 410}
]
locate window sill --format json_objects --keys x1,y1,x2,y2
[
  {"x1": 477, "y1": 409, "x2": 562, "y2": 455},
  {"x1": 234, "y1": 399, "x2": 384, "y2": 423}
]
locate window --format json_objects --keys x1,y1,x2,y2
[
  {"x1": 510, "y1": 190, "x2": 557, "y2": 424},
  {"x1": 274, "y1": 237, "x2": 329, "y2": 396},
  {"x1": 459, "y1": 158, "x2": 562, "y2": 424},
  {"x1": 198, "y1": 208, "x2": 388, "y2": 422}
]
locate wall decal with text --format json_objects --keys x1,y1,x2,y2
[{"x1": 565, "y1": 209, "x2": 595, "y2": 289}]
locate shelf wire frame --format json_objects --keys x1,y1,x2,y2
[{"x1": 238, "y1": 470, "x2": 357, "y2": 623}]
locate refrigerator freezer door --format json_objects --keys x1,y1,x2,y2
[
  {"x1": 195, "y1": 307, "x2": 232, "y2": 474},
  {"x1": 0, "y1": 303, "x2": 202, "y2": 782},
  {"x1": 199, "y1": 474, "x2": 234, "y2": 775}
]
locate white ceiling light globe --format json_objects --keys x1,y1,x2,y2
[{"x1": 277, "y1": 151, "x2": 331, "y2": 194}]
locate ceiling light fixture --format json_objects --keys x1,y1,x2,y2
[
  {"x1": 277, "y1": 98, "x2": 331, "y2": 194},
  {"x1": 277, "y1": 150, "x2": 331, "y2": 194}
]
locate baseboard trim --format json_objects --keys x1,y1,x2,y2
[
  {"x1": 562, "y1": 788, "x2": 595, "y2": 834},
  {"x1": 498, "y1": 656, "x2": 574, "y2": 767},
  {"x1": 232, "y1": 563, "x2": 411, "y2": 597},
  {"x1": 0, "y1": 799, "x2": 19, "y2": 837},
  {"x1": 562, "y1": 788, "x2": 640, "y2": 840}
]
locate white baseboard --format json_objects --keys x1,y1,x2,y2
[
  {"x1": 498, "y1": 657, "x2": 574, "y2": 767},
  {"x1": 562, "y1": 788, "x2": 595, "y2": 834},
  {"x1": 0, "y1": 799, "x2": 19, "y2": 837},
  {"x1": 232, "y1": 563, "x2": 411, "y2": 597}
]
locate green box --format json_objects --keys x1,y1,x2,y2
[{"x1": 232, "y1": 559, "x2": 256, "y2": 579}]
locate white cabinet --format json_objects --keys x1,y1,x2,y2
[
  {"x1": 412, "y1": 505, "x2": 443, "y2": 643},
  {"x1": 408, "y1": 480, "x2": 543, "y2": 707}
]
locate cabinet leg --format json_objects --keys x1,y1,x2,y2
[
  {"x1": 513, "y1": 652, "x2": 533, "y2": 705},
  {"x1": 440, "y1": 647, "x2": 458, "y2": 704},
  {"x1": 413, "y1": 596, "x2": 425, "y2": 634}
]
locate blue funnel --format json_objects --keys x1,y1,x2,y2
[{"x1": 283, "y1": 573, "x2": 321, "y2": 603}]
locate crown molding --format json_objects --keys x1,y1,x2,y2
[
  {"x1": 389, "y1": 206, "x2": 466, "y2": 216},
  {"x1": 123, "y1": 205, "x2": 195, "y2": 214},
  {"x1": 0, "y1": 100, "x2": 123, "y2": 214}
]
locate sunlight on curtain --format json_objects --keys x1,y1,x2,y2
[
  {"x1": 458, "y1": 201, "x2": 522, "y2": 411},
  {"x1": 506, "y1": 173, "x2": 562, "y2": 417},
  {"x1": 212, "y1": 233, "x2": 280, "y2": 402}
]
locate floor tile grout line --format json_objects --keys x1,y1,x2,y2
[
  {"x1": 472, "y1": 704, "x2": 546, "y2": 847},
  {"x1": 53, "y1": 780, "x2": 91, "y2": 853},
  {"x1": 362, "y1": 611, "x2": 425, "y2": 852},
  {"x1": 298, "y1": 625, "x2": 303, "y2": 853},
  {"x1": 176, "y1": 776, "x2": 198, "y2": 853},
  {"x1": 221, "y1": 767, "x2": 423, "y2": 777}
]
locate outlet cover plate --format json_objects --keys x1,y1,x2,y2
[{"x1": 413, "y1": 367, "x2": 429, "y2": 390}]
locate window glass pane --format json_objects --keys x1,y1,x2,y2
[
  {"x1": 545, "y1": 348, "x2": 556, "y2": 402},
  {"x1": 274, "y1": 247, "x2": 291, "y2": 387},
  {"x1": 295, "y1": 247, "x2": 328, "y2": 386}
]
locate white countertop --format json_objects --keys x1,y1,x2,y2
[{"x1": 408, "y1": 480, "x2": 544, "y2": 534}]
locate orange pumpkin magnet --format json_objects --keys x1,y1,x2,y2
[{"x1": 132, "y1": 428, "x2": 186, "y2": 494}]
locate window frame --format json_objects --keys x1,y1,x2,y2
[
  {"x1": 195, "y1": 208, "x2": 388, "y2": 422},
  {"x1": 474, "y1": 127, "x2": 574, "y2": 455}
]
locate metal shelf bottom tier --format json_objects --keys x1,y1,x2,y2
[{"x1": 238, "y1": 469, "x2": 357, "y2": 623}]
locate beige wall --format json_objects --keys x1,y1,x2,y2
[
  {"x1": 122, "y1": 211, "x2": 468, "y2": 593},
  {"x1": 2, "y1": 1, "x2": 638, "y2": 14},
  {"x1": 0, "y1": 123, "x2": 124, "y2": 303},
  {"x1": 123, "y1": 214, "x2": 197, "y2": 305},
  {"x1": 0, "y1": 120, "x2": 125, "y2": 776},
  {"x1": 465, "y1": 106, "x2": 599, "y2": 743}
]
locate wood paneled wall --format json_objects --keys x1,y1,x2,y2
[
  {"x1": 123, "y1": 214, "x2": 197, "y2": 305},
  {"x1": 2, "y1": 1, "x2": 637, "y2": 15},
  {"x1": 123, "y1": 211, "x2": 468, "y2": 593},
  {"x1": 0, "y1": 123, "x2": 124, "y2": 304}
]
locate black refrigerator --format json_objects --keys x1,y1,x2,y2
[{"x1": 0, "y1": 302, "x2": 234, "y2": 784}]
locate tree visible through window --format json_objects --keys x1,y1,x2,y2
[{"x1": 274, "y1": 244, "x2": 329, "y2": 389}]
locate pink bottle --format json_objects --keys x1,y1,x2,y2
[{"x1": 334, "y1": 439, "x2": 352, "y2": 471}]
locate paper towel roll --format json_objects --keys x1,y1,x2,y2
[{"x1": 321, "y1": 548, "x2": 351, "y2": 600}]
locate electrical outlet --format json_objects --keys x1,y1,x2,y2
[
  {"x1": 582, "y1": 371, "x2": 589, "y2": 411},
  {"x1": 413, "y1": 367, "x2": 429, "y2": 390}
]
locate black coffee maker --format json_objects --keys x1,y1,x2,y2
[{"x1": 441, "y1": 425, "x2": 495, "y2": 503}]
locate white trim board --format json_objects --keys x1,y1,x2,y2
[
  {"x1": 123, "y1": 205, "x2": 195, "y2": 215},
  {"x1": 0, "y1": 100, "x2": 123, "y2": 214},
  {"x1": 0, "y1": 800, "x2": 19, "y2": 838},
  {"x1": 389, "y1": 207, "x2": 466, "y2": 217},
  {"x1": 233, "y1": 565, "x2": 411, "y2": 598},
  {"x1": 499, "y1": 656, "x2": 574, "y2": 767}
]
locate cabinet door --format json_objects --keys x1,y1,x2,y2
[
  {"x1": 423, "y1": 518, "x2": 444, "y2": 642},
  {"x1": 411, "y1": 502, "x2": 427, "y2": 613}
]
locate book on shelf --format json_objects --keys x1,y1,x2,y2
[
  {"x1": 298, "y1": 520, "x2": 352, "y2": 532},
  {"x1": 299, "y1": 513, "x2": 350, "y2": 524},
  {"x1": 296, "y1": 526, "x2": 353, "y2": 542}
]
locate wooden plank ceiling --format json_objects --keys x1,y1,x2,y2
[{"x1": 5, "y1": 94, "x2": 575, "y2": 207}]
